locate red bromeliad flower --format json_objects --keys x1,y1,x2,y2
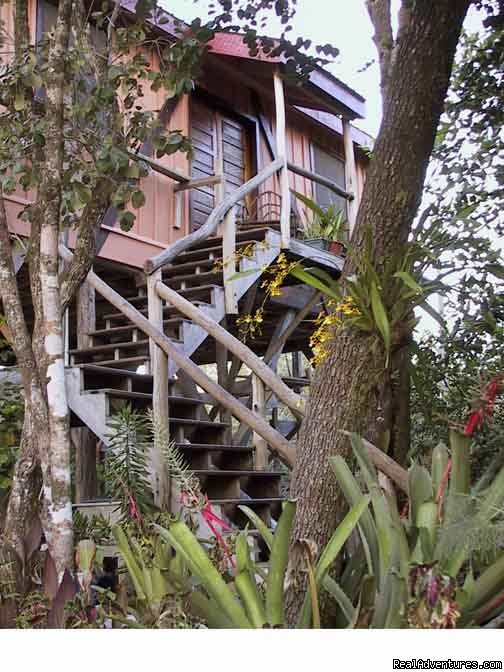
[
  {"x1": 128, "y1": 491, "x2": 142, "y2": 526},
  {"x1": 464, "y1": 375, "x2": 502, "y2": 437}
]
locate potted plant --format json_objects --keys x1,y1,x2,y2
[{"x1": 292, "y1": 191, "x2": 347, "y2": 256}]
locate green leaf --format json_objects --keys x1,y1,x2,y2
[
  {"x1": 156, "y1": 521, "x2": 252, "y2": 628},
  {"x1": 394, "y1": 270, "x2": 423, "y2": 295},
  {"x1": 291, "y1": 190, "x2": 326, "y2": 219},
  {"x1": 14, "y1": 90, "x2": 25, "y2": 111},
  {"x1": 290, "y1": 265, "x2": 340, "y2": 301},
  {"x1": 238, "y1": 505, "x2": 273, "y2": 551},
  {"x1": 485, "y1": 264, "x2": 504, "y2": 281},
  {"x1": 265, "y1": 500, "x2": 296, "y2": 627},
  {"x1": 119, "y1": 211, "x2": 136, "y2": 231},
  {"x1": 408, "y1": 464, "x2": 433, "y2": 526},
  {"x1": 131, "y1": 190, "x2": 146, "y2": 209},
  {"x1": 297, "y1": 495, "x2": 371, "y2": 627},
  {"x1": 370, "y1": 281, "x2": 391, "y2": 360},
  {"x1": 330, "y1": 455, "x2": 380, "y2": 577},
  {"x1": 126, "y1": 164, "x2": 141, "y2": 179}
]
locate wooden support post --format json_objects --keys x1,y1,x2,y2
[
  {"x1": 74, "y1": 280, "x2": 98, "y2": 502},
  {"x1": 273, "y1": 70, "x2": 291, "y2": 249},
  {"x1": 222, "y1": 206, "x2": 238, "y2": 314},
  {"x1": 173, "y1": 190, "x2": 183, "y2": 230},
  {"x1": 252, "y1": 373, "x2": 268, "y2": 469},
  {"x1": 147, "y1": 270, "x2": 170, "y2": 510},
  {"x1": 343, "y1": 118, "x2": 358, "y2": 236},
  {"x1": 216, "y1": 321, "x2": 232, "y2": 444}
]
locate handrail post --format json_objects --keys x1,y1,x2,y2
[
  {"x1": 343, "y1": 117, "x2": 358, "y2": 236},
  {"x1": 147, "y1": 270, "x2": 171, "y2": 510},
  {"x1": 222, "y1": 205, "x2": 238, "y2": 314},
  {"x1": 252, "y1": 373, "x2": 268, "y2": 470},
  {"x1": 273, "y1": 70, "x2": 291, "y2": 249}
]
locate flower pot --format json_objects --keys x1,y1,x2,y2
[
  {"x1": 328, "y1": 241, "x2": 347, "y2": 257},
  {"x1": 303, "y1": 237, "x2": 329, "y2": 251}
]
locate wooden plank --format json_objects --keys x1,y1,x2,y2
[
  {"x1": 147, "y1": 269, "x2": 171, "y2": 510},
  {"x1": 252, "y1": 374, "x2": 268, "y2": 469},
  {"x1": 74, "y1": 280, "x2": 98, "y2": 501},
  {"x1": 127, "y1": 150, "x2": 190, "y2": 183},
  {"x1": 343, "y1": 117, "x2": 359, "y2": 235},
  {"x1": 216, "y1": 320, "x2": 232, "y2": 444},
  {"x1": 174, "y1": 174, "x2": 223, "y2": 193},
  {"x1": 288, "y1": 161, "x2": 352, "y2": 201},
  {"x1": 273, "y1": 70, "x2": 291, "y2": 248},
  {"x1": 222, "y1": 206, "x2": 238, "y2": 314}
]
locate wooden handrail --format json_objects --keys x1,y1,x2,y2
[
  {"x1": 126, "y1": 149, "x2": 191, "y2": 183},
  {"x1": 287, "y1": 161, "x2": 354, "y2": 201},
  {"x1": 173, "y1": 174, "x2": 223, "y2": 192},
  {"x1": 155, "y1": 280, "x2": 304, "y2": 419},
  {"x1": 59, "y1": 244, "x2": 295, "y2": 467},
  {"x1": 144, "y1": 157, "x2": 284, "y2": 275}
]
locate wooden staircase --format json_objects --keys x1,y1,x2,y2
[{"x1": 66, "y1": 226, "x2": 303, "y2": 528}]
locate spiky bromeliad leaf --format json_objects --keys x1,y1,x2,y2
[{"x1": 104, "y1": 405, "x2": 153, "y2": 522}]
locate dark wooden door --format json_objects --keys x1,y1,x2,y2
[{"x1": 190, "y1": 99, "x2": 251, "y2": 230}]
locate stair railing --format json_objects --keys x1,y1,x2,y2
[
  {"x1": 143, "y1": 157, "x2": 285, "y2": 276},
  {"x1": 59, "y1": 244, "x2": 295, "y2": 471}
]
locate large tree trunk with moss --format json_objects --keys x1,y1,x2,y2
[{"x1": 286, "y1": 0, "x2": 471, "y2": 625}]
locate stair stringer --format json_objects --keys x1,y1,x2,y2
[
  {"x1": 66, "y1": 367, "x2": 108, "y2": 444},
  {"x1": 168, "y1": 229, "x2": 282, "y2": 378}
]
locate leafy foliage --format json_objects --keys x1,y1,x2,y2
[
  {"x1": 292, "y1": 190, "x2": 346, "y2": 241},
  {"x1": 330, "y1": 432, "x2": 504, "y2": 628},
  {"x1": 104, "y1": 406, "x2": 153, "y2": 524},
  {"x1": 0, "y1": 378, "x2": 23, "y2": 495}
]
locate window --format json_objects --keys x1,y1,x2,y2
[{"x1": 312, "y1": 144, "x2": 347, "y2": 215}]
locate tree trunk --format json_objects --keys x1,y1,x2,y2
[
  {"x1": 286, "y1": 0, "x2": 470, "y2": 626},
  {"x1": 35, "y1": 0, "x2": 75, "y2": 577}
]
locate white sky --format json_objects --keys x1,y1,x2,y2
[{"x1": 162, "y1": 0, "x2": 483, "y2": 137}]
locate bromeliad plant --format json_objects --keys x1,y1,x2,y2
[
  {"x1": 330, "y1": 431, "x2": 504, "y2": 628},
  {"x1": 153, "y1": 496, "x2": 369, "y2": 628}
]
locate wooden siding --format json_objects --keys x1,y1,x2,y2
[{"x1": 1, "y1": 1, "x2": 368, "y2": 269}]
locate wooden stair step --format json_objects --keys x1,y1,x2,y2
[
  {"x1": 186, "y1": 226, "x2": 270, "y2": 252},
  {"x1": 75, "y1": 355, "x2": 149, "y2": 370},
  {"x1": 69, "y1": 339, "x2": 152, "y2": 356},
  {"x1": 89, "y1": 389, "x2": 207, "y2": 406},
  {"x1": 165, "y1": 417, "x2": 230, "y2": 429},
  {"x1": 76, "y1": 363, "x2": 153, "y2": 382},
  {"x1": 209, "y1": 497, "x2": 283, "y2": 505},
  {"x1": 101, "y1": 300, "x2": 212, "y2": 326},
  {"x1": 194, "y1": 470, "x2": 283, "y2": 478},
  {"x1": 281, "y1": 376, "x2": 311, "y2": 387},
  {"x1": 164, "y1": 269, "x2": 222, "y2": 287},
  {"x1": 89, "y1": 317, "x2": 187, "y2": 340},
  {"x1": 162, "y1": 257, "x2": 219, "y2": 277},
  {"x1": 175, "y1": 443, "x2": 252, "y2": 453},
  {"x1": 70, "y1": 338, "x2": 182, "y2": 357}
]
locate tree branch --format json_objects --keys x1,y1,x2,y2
[
  {"x1": 366, "y1": 0, "x2": 394, "y2": 111},
  {"x1": 59, "y1": 181, "x2": 113, "y2": 312}
]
